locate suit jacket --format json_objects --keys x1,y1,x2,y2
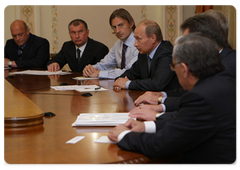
[
  {"x1": 220, "y1": 47, "x2": 236, "y2": 76},
  {"x1": 118, "y1": 71, "x2": 236, "y2": 163},
  {"x1": 118, "y1": 40, "x2": 180, "y2": 91},
  {"x1": 4, "y1": 33, "x2": 50, "y2": 68},
  {"x1": 47, "y1": 37, "x2": 109, "y2": 72},
  {"x1": 163, "y1": 47, "x2": 236, "y2": 111}
]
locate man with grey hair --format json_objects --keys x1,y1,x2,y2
[
  {"x1": 47, "y1": 19, "x2": 108, "y2": 72},
  {"x1": 113, "y1": 20, "x2": 180, "y2": 91},
  {"x1": 108, "y1": 33, "x2": 236, "y2": 163},
  {"x1": 134, "y1": 11, "x2": 236, "y2": 109}
]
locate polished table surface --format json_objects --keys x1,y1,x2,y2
[{"x1": 4, "y1": 69, "x2": 176, "y2": 164}]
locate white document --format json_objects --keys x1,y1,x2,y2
[
  {"x1": 73, "y1": 76, "x2": 99, "y2": 80},
  {"x1": 10, "y1": 70, "x2": 71, "y2": 75},
  {"x1": 66, "y1": 136, "x2": 85, "y2": 144},
  {"x1": 95, "y1": 136, "x2": 116, "y2": 144},
  {"x1": 72, "y1": 113, "x2": 131, "y2": 126},
  {"x1": 51, "y1": 85, "x2": 102, "y2": 91},
  {"x1": 75, "y1": 86, "x2": 108, "y2": 92}
]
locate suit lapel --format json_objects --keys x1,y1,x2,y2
[
  {"x1": 149, "y1": 43, "x2": 162, "y2": 77},
  {"x1": 19, "y1": 33, "x2": 33, "y2": 59}
]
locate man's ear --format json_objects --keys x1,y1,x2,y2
[
  {"x1": 181, "y1": 63, "x2": 189, "y2": 78},
  {"x1": 150, "y1": 34, "x2": 157, "y2": 44}
]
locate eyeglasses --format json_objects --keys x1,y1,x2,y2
[{"x1": 170, "y1": 62, "x2": 181, "y2": 71}]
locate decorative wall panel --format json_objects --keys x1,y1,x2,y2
[{"x1": 20, "y1": 5, "x2": 35, "y2": 33}]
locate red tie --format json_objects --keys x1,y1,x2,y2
[{"x1": 121, "y1": 44, "x2": 128, "y2": 69}]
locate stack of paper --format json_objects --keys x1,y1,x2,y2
[
  {"x1": 50, "y1": 85, "x2": 108, "y2": 92},
  {"x1": 72, "y1": 113, "x2": 131, "y2": 126},
  {"x1": 73, "y1": 76, "x2": 99, "y2": 80},
  {"x1": 10, "y1": 70, "x2": 71, "y2": 75}
]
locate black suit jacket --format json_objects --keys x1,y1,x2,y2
[
  {"x1": 163, "y1": 47, "x2": 236, "y2": 111},
  {"x1": 118, "y1": 41, "x2": 180, "y2": 91},
  {"x1": 220, "y1": 47, "x2": 236, "y2": 76},
  {"x1": 4, "y1": 33, "x2": 50, "y2": 68},
  {"x1": 47, "y1": 37, "x2": 109, "y2": 72},
  {"x1": 118, "y1": 71, "x2": 236, "y2": 163}
]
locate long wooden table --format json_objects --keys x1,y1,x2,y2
[{"x1": 4, "y1": 69, "x2": 176, "y2": 164}]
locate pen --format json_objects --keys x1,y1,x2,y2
[{"x1": 95, "y1": 87, "x2": 101, "y2": 90}]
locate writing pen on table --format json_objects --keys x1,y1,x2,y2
[{"x1": 94, "y1": 87, "x2": 101, "y2": 90}]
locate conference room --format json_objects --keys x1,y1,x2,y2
[{"x1": 4, "y1": 5, "x2": 236, "y2": 165}]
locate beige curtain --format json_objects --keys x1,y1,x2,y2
[{"x1": 195, "y1": 5, "x2": 213, "y2": 13}]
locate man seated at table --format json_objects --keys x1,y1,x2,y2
[
  {"x1": 108, "y1": 33, "x2": 236, "y2": 163},
  {"x1": 4, "y1": 20, "x2": 49, "y2": 68},
  {"x1": 133, "y1": 11, "x2": 236, "y2": 114},
  {"x1": 47, "y1": 19, "x2": 109, "y2": 72},
  {"x1": 113, "y1": 20, "x2": 180, "y2": 91},
  {"x1": 83, "y1": 8, "x2": 139, "y2": 79}
]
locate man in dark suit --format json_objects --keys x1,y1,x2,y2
[
  {"x1": 108, "y1": 33, "x2": 236, "y2": 163},
  {"x1": 134, "y1": 11, "x2": 236, "y2": 111},
  {"x1": 4, "y1": 20, "x2": 49, "y2": 68},
  {"x1": 113, "y1": 20, "x2": 180, "y2": 91},
  {"x1": 47, "y1": 19, "x2": 109, "y2": 72}
]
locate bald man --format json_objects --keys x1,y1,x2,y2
[{"x1": 4, "y1": 20, "x2": 49, "y2": 68}]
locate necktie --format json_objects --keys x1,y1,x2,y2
[
  {"x1": 76, "y1": 48, "x2": 81, "y2": 64},
  {"x1": 148, "y1": 55, "x2": 152, "y2": 74},
  {"x1": 19, "y1": 46, "x2": 24, "y2": 59},
  {"x1": 121, "y1": 44, "x2": 128, "y2": 69}
]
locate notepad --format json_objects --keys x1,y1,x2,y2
[
  {"x1": 10, "y1": 70, "x2": 71, "y2": 75},
  {"x1": 72, "y1": 113, "x2": 131, "y2": 126},
  {"x1": 73, "y1": 76, "x2": 99, "y2": 80}
]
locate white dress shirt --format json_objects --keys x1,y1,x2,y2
[
  {"x1": 117, "y1": 121, "x2": 156, "y2": 142},
  {"x1": 92, "y1": 32, "x2": 138, "y2": 79}
]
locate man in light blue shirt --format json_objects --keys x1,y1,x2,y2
[{"x1": 83, "y1": 8, "x2": 138, "y2": 79}]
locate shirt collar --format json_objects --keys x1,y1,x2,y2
[
  {"x1": 75, "y1": 40, "x2": 88, "y2": 52},
  {"x1": 149, "y1": 41, "x2": 161, "y2": 60},
  {"x1": 121, "y1": 32, "x2": 135, "y2": 47}
]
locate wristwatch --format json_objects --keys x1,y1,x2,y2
[
  {"x1": 8, "y1": 61, "x2": 12, "y2": 67},
  {"x1": 158, "y1": 96, "x2": 163, "y2": 104}
]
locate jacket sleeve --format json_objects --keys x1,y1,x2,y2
[
  {"x1": 117, "y1": 92, "x2": 215, "y2": 159},
  {"x1": 47, "y1": 43, "x2": 68, "y2": 69},
  {"x1": 15, "y1": 38, "x2": 50, "y2": 68}
]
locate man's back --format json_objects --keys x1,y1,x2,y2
[
  {"x1": 178, "y1": 71, "x2": 236, "y2": 163},
  {"x1": 118, "y1": 71, "x2": 236, "y2": 163},
  {"x1": 220, "y1": 47, "x2": 236, "y2": 76}
]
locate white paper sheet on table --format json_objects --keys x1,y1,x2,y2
[
  {"x1": 75, "y1": 87, "x2": 108, "y2": 92},
  {"x1": 50, "y1": 85, "x2": 107, "y2": 92},
  {"x1": 73, "y1": 76, "x2": 99, "y2": 80},
  {"x1": 72, "y1": 113, "x2": 131, "y2": 126},
  {"x1": 10, "y1": 70, "x2": 71, "y2": 75},
  {"x1": 95, "y1": 136, "x2": 116, "y2": 144}
]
